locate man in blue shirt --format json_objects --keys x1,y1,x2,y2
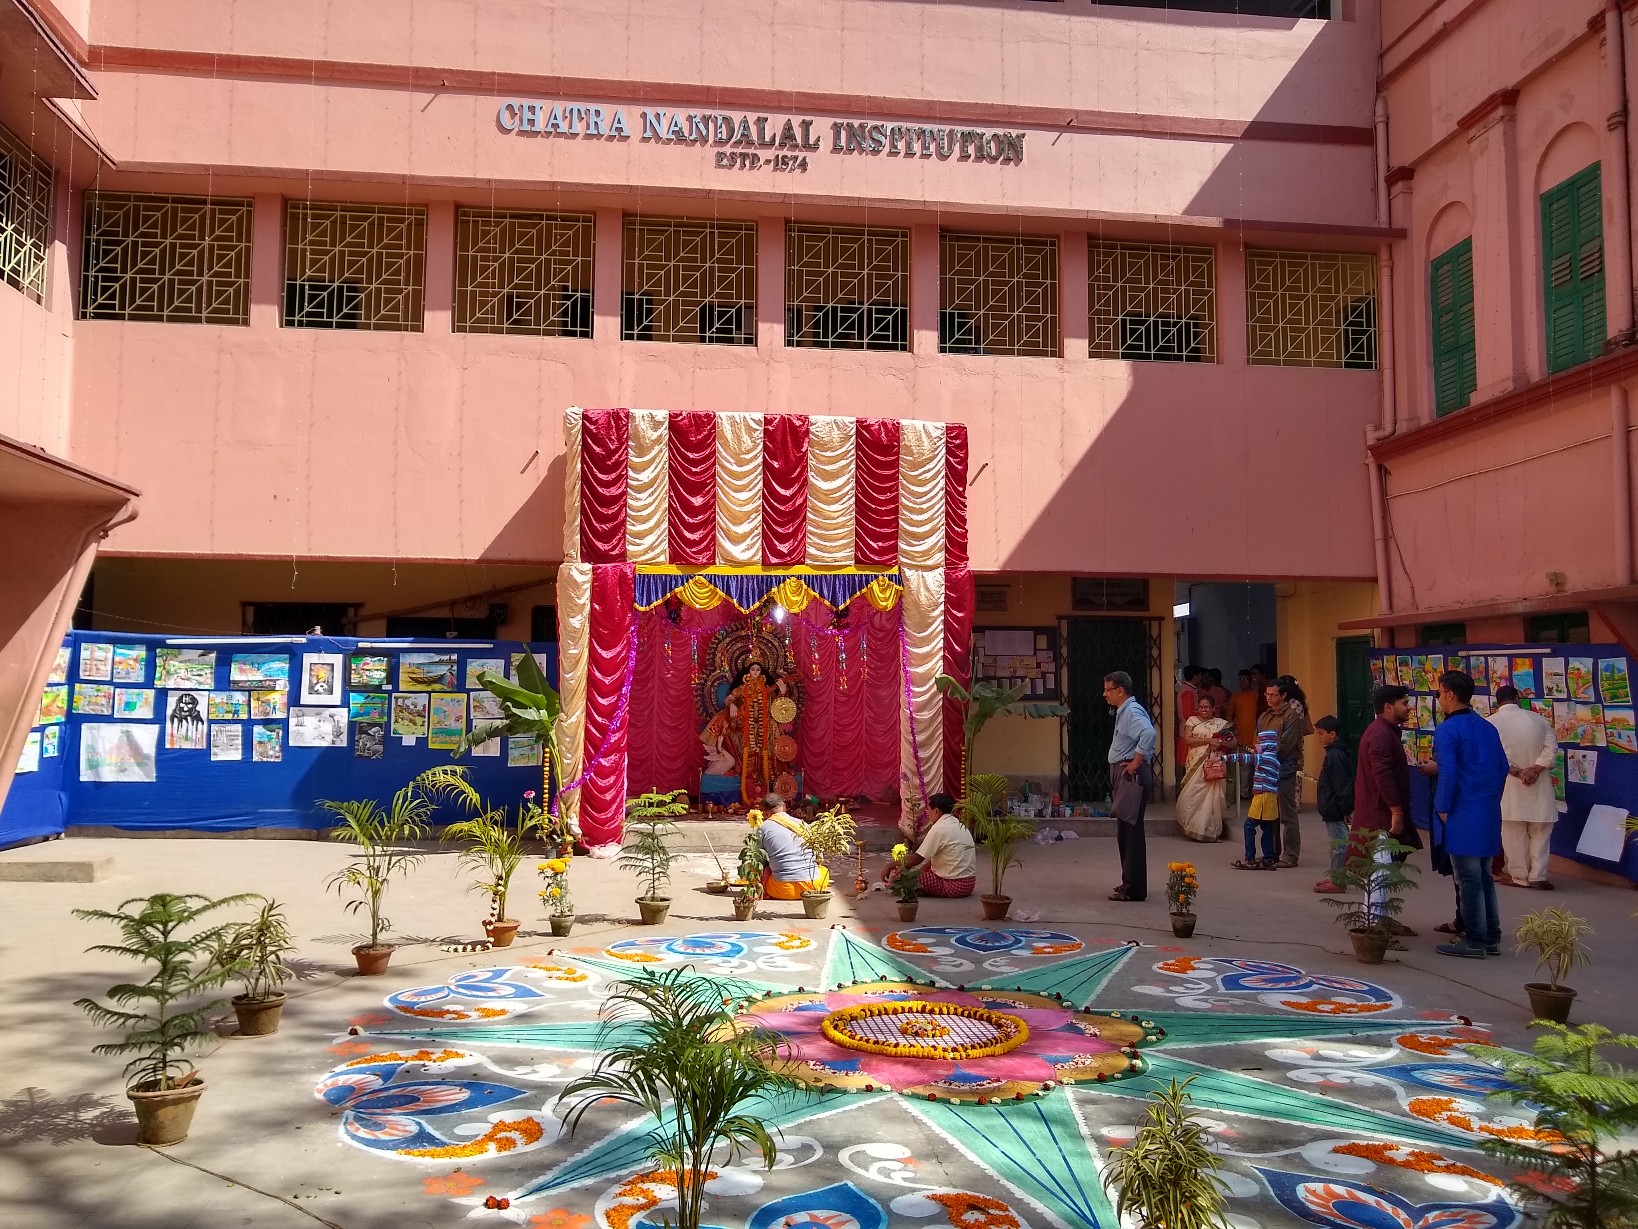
[
  {"x1": 1430, "y1": 670, "x2": 1509, "y2": 958},
  {"x1": 1105, "y1": 671, "x2": 1157, "y2": 902}
]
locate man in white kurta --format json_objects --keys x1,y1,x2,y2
[{"x1": 1487, "y1": 685, "x2": 1559, "y2": 889}]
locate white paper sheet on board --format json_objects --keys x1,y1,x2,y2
[
  {"x1": 1576, "y1": 803, "x2": 1631, "y2": 862},
  {"x1": 80, "y1": 722, "x2": 159, "y2": 783}
]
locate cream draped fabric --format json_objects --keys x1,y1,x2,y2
[
  {"x1": 805, "y1": 413, "x2": 856, "y2": 566},
  {"x1": 897, "y1": 419, "x2": 946, "y2": 568},
  {"x1": 562, "y1": 407, "x2": 583, "y2": 564},
  {"x1": 715, "y1": 412, "x2": 763, "y2": 565},
  {"x1": 899, "y1": 567, "x2": 945, "y2": 821},
  {"x1": 625, "y1": 409, "x2": 670, "y2": 563},
  {"x1": 554, "y1": 562, "x2": 593, "y2": 835}
]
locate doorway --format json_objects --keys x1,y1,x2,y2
[
  {"x1": 1335, "y1": 635, "x2": 1375, "y2": 751},
  {"x1": 1061, "y1": 616, "x2": 1161, "y2": 802}
]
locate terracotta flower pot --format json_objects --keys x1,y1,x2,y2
[
  {"x1": 549, "y1": 914, "x2": 575, "y2": 937},
  {"x1": 980, "y1": 894, "x2": 1012, "y2": 921},
  {"x1": 637, "y1": 897, "x2": 671, "y2": 925},
  {"x1": 352, "y1": 944, "x2": 394, "y2": 976},
  {"x1": 485, "y1": 918, "x2": 521, "y2": 948},
  {"x1": 732, "y1": 897, "x2": 757, "y2": 921},
  {"x1": 1348, "y1": 928, "x2": 1391, "y2": 965},
  {"x1": 801, "y1": 890, "x2": 833, "y2": 919},
  {"x1": 232, "y1": 992, "x2": 287, "y2": 1037},
  {"x1": 1170, "y1": 912, "x2": 1197, "y2": 939},
  {"x1": 896, "y1": 901, "x2": 919, "y2": 923},
  {"x1": 128, "y1": 1076, "x2": 205, "y2": 1146},
  {"x1": 705, "y1": 879, "x2": 730, "y2": 895},
  {"x1": 1525, "y1": 981, "x2": 1577, "y2": 1023}
]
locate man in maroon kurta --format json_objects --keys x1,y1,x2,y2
[{"x1": 1353, "y1": 685, "x2": 1421, "y2": 852}]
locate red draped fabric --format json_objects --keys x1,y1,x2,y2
[
  {"x1": 625, "y1": 605, "x2": 737, "y2": 796},
  {"x1": 941, "y1": 564, "x2": 974, "y2": 795},
  {"x1": 853, "y1": 417, "x2": 901, "y2": 568},
  {"x1": 789, "y1": 598, "x2": 902, "y2": 800},
  {"x1": 579, "y1": 409, "x2": 629, "y2": 563},
  {"x1": 944, "y1": 423, "x2": 969, "y2": 567},
  {"x1": 577, "y1": 564, "x2": 636, "y2": 846},
  {"x1": 760, "y1": 414, "x2": 809, "y2": 566},
  {"x1": 666, "y1": 410, "x2": 717, "y2": 566}
]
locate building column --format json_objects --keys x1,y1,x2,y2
[
  {"x1": 424, "y1": 201, "x2": 455, "y2": 333},
  {"x1": 592, "y1": 208, "x2": 623, "y2": 345},
  {"x1": 1060, "y1": 229, "x2": 1089, "y2": 360},
  {"x1": 1217, "y1": 239, "x2": 1247, "y2": 372},
  {"x1": 250, "y1": 194, "x2": 283, "y2": 329},
  {"x1": 756, "y1": 216, "x2": 785, "y2": 351},
  {"x1": 1462, "y1": 91, "x2": 1528, "y2": 398},
  {"x1": 1386, "y1": 168, "x2": 1415, "y2": 427},
  {"x1": 910, "y1": 223, "x2": 940, "y2": 355}
]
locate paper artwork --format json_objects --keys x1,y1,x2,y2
[
  {"x1": 1471, "y1": 696, "x2": 1492, "y2": 717},
  {"x1": 73, "y1": 684, "x2": 115, "y2": 716},
  {"x1": 465, "y1": 658, "x2": 506, "y2": 689},
  {"x1": 390, "y1": 693, "x2": 429, "y2": 738},
  {"x1": 1603, "y1": 706, "x2": 1636, "y2": 753},
  {"x1": 250, "y1": 689, "x2": 288, "y2": 719},
  {"x1": 507, "y1": 735, "x2": 542, "y2": 767},
  {"x1": 299, "y1": 653, "x2": 344, "y2": 706},
  {"x1": 49, "y1": 645, "x2": 70, "y2": 684},
  {"x1": 290, "y1": 707, "x2": 348, "y2": 748},
  {"x1": 1487, "y1": 656, "x2": 1511, "y2": 690},
  {"x1": 1551, "y1": 750, "x2": 1567, "y2": 801},
  {"x1": 428, "y1": 693, "x2": 467, "y2": 750},
  {"x1": 1369, "y1": 657, "x2": 1386, "y2": 689},
  {"x1": 211, "y1": 725, "x2": 243, "y2": 761},
  {"x1": 1576, "y1": 803, "x2": 1629, "y2": 861},
  {"x1": 1469, "y1": 656, "x2": 1489, "y2": 690},
  {"x1": 1541, "y1": 658, "x2": 1568, "y2": 700},
  {"x1": 1415, "y1": 732, "x2": 1434, "y2": 764},
  {"x1": 1599, "y1": 658, "x2": 1631, "y2": 705},
  {"x1": 510, "y1": 652, "x2": 552, "y2": 680},
  {"x1": 470, "y1": 736, "x2": 500, "y2": 757},
  {"x1": 38, "y1": 685, "x2": 67, "y2": 724},
  {"x1": 400, "y1": 652, "x2": 459, "y2": 692},
  {"x1": 354, "y1": 721, "x2": 385, "y2": 760},
  {"x1": 111, "y1": 645, "x2": 148, "y2": 683},
  {"x1": 348, "y1": 654, "x2": 390, "y2": 688},
  {"x1": 230, "y1": 653, "x2": 290, "y2": 691},
  {"x1": 115, "y1": 688, "x2": 155, "y2": 719},
  {"x1": 1414, "y1": 695, "x2": 1435, "y2": 731},
  {"x1": 165, "y1": 691, "x2": 209, "y2": 749},
  {"x1": 155, "y1": 648, "x2": 218, "y2": 690},
  {"x1": 17, "y1": 732, "x2": 40, "y2": 774},
  {"x1": 1574, "y1": 703, "x2": 1607, "y2": 747},
  {"x1": 1382, "y1": 655, "x2": 1400, "y2": 686},
  {"x1": 1552, "y1": 701, "x2": 1577, "y2": 743},
  {"x1": 470, "y1": 691, "x2": 505, "y2": 722},
  {"x1": 1566, "y1": 749, "x2": 1597, "y2": 786},
  {"x1": 81, "y1": 723, "x2": 159, "y2": 782},
  {"x1": 1511, "y1": 657, "x2": 1537, "y2": 698},
  {"x1": 208, "y1": 691, "x2": 249, "y2": 721},
  {"x1": 1568, "y1": 657, "x2": 1595, "y2": 702},
  {"x1": 254, "y1": 723, "x2": 283, "y2": 762},
  {"x1": 349, "y1": 692, "x2": 389, "y2": 721},
  {"x1": 42, "y1": 726, "x2": 60, "y2": 757},
  {"x1": 78, "y1": 642, "x2": 113, "y2": 681}
]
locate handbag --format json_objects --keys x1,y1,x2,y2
[
  {"x1": 1202, "y1": 752, "x2": 1226, "y2": 783},
  {"x1": 1112, "y1": 771, "x2": 1146, "y2": 825}
]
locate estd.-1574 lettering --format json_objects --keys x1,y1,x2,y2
[{"x1": 714, "y1": 152, "x2": 808, "y2": 172}]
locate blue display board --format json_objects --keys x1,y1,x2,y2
[
  {"x1": 2, "y1": 632, "x2": 557, "y2": 846},
  {"x1": 1368, "y1": 643, "x2": 1637, "y2": 883}
]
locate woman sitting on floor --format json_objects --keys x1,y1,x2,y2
[
  {"x1": 750, "y1": 793, "x2": 831, "y2": 900},
  {"x1": 883, "y1": 793, "x2": 976, "y2": 898}
]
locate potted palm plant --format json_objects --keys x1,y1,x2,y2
[
  {"x1": 1165, "y1": 862, "x2": 1199, "y2": 939},
  {"x1": 889, "y1": 845, "x2": 923, "y2": 922},
  {"x1": 540, "y1": 856, "x2": 575, "y2": 936},
  {"x1": 733, "y1": 831, "x2": 766, "y2": 922},
  {"x1": 934, "y1": 675, "x2": 1066, "y2": 796},
  {"x1": 322, "y1": 771, "x2": 436, "y2": 974},
  {"x1": 425, "y1": 765, "x2": 540, "y2": 948},
  {"x1": 216, "y1": 896, "x2": 297, "y2": 1036},
  {"x1": 620, "y1": 790, "x2": 687, "y2": 924},
  {"x1": 959, "y1": 774, "x2": 1030, "y2": 921},
  {"x1": 1100, "y1": 1076, "x2": 1230, "y2": 1229},
  {"x1": 558, "y1": 969, "x2": 808, "y2": 1229},
  {"x1": 1322, "y1": 831, "x2": 1419, "y2": 964},
  {"x1": 1514, "y1": 908, "x2": 1594, "y2": 1023},
  {"x1": 797, "y1": 801, "x2": 857, "y2": 919},
  {"x1": 73, "y1": 892, "x2": 253, "y2": 1145},
  {"x1": 462, "y1": 652, "x2": 570, "y2": 853}
]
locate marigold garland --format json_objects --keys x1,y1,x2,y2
[
  {"x1": 821, "y1": 1001, "x2": 1028, "y2": 1060},
  {"x1": 1330, "y1": 1142, "x2": 1502, "y2": 1185}
]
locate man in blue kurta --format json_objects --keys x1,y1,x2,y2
[{"x1": 1430, "y1": 670, "x2": 1510, "y2": 958}]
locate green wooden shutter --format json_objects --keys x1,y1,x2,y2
[
  {"x1": 1429, "y1": 238, "x2": 1476, "y2": 416},
  {"x1": 1541, "y1": 163, "x2": 1605, "y2": 373}
]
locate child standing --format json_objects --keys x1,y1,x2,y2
[
  {"x1": 1234, "y1": 727, "x2": 1281, "y2": 869},
  {"x1": 1313, "y1": 716, "x2": 1354, "y2": 894}
]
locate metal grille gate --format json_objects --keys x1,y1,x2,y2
[{"x1": 1059, "y1": 616, "x2": 1164, "y2": 802}]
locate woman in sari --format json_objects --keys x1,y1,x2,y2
[{"x1": 1175, "y1": 692, "x2": 1234, "y2": 841}]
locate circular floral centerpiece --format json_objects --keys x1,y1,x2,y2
[{"x1": 739, "y1": 980, "x2": 1156, "y2": 1104}]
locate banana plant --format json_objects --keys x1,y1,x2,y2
[
  {"x1": 934, "y1": 674, "x2": 1067, "y2": 796},
  {"x1": 459, "y1": 651, "x2": 565, "y2": 837}
]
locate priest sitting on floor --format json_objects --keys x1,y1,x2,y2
[
  {"x1": 750, "y1": 793, "x2": 831, "y2": 901},
  {"x1": 882, "y1": 793, "x2": 977, "y2": 898}
]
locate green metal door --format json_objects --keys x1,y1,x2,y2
[
  {"x1": 1062, "y1": 616, "x2": 1158, "y2": 803},
  {"x1": 1335, "y1": 635, "x2": 1374, "y2": 751}
]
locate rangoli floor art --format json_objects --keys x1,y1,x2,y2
[{"x1": 319, "y1": 928, "x2": 1536, "y2": 1229}]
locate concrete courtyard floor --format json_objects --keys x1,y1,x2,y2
[{"x1": 1, "y1": 823, "x2": 1634, "y2": 1229}]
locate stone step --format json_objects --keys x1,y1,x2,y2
[{"x1": 0, "y1": 840, "x2": 113, "y2": 882}]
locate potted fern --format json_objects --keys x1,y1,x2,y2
[
  {"x1": 620, "y1": 790, "x2": 687, "y2": 924},
  {"x1": 73, "y1": 892, "x2": 253, "y2": 1145},
  {"x1": 216, "y1": 896, "x2": 297, "y2": 1036},
  {"x1": 888, "y1": 844, "x2": 923, "y2": 922},
  {"x1": 321, "y1": 771, "x2": 436, "y2": 974},
  {"x1": 1100, "y1": 1076, "x2": 1230, "y2": 1229},
  {"x1": 1321, "y1": 831, "x2": 1419, "y2": 964},
  {"x1": 1514, "y1": 908, "x2": 1594, "y2": 1023},
  {"x1": 425, "y1": 765, "x2": 540, "y2": 948},
  {"x1": 959, "y1": 774, "x2": 1030, "y2": 921},
  {"x1": 798, "y1": 801, "x2": 857, "y2": 919},
  {"x1": 733, "y1": 830, "x2": 766, "y2": 922},
  {"x1": 558, "y1": 969, "x2": 808, "y2": 1229}
]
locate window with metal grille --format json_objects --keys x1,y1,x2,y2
[
  {"x1": 283, "y1": 201, "x2": 425, "y2": 330},
  {"x1": 1245, "y1": 249, "x2": 1377, "y2": 367},
  {"x1": 939, "y1": 232, "x2": 1059, "y2": 357},
  {"x1": 454, "y1": 209, "x2": 593, "y2": 337},
  {"x1": 1526, "y1": 612, "x2": 1591, "y2": 644},
  {"x1": 80, "y1": 193, "x2": 252, "y2": 324},
  {"x1": 786, "y1": 224, "x2": 909, "y2": 351},
  {"x1": 1541, "y1": 164, "x2": 1605, "y2": 374},
  {"x1": 0, "y1": 123, "x2": 53, "y2": 303},
  {"x1": 622, "y1": 216, "x2": 755, "y2": 345},
  {"x1": 1428, "y1": 238, "x2": 1476, "y2": 415},
  {"x1": 1417, "y1": 622, "x2": 1468, "y2": 647},
  {"x1": 1089, "y1": 241, "x2": 1216, "y2": 362}
]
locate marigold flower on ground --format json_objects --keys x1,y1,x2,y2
[
  {"x1": 422, "y1": 1171, "x2": 485, "y2": 1196},
  {"x1": 529, "y1": 1211, "x2": 594, "y2": 1229}
]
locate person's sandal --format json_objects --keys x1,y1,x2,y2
[{"x1": 1231, "y1": 859, "x2": 1262, "y2": 870}]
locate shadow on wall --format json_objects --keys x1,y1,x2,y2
[{"x1": 481, "y1": 449, "x2": 565, "y2": 564}]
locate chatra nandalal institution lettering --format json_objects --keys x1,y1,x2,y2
[{"x1": 496, "y1": 100, "x2": 1026, "y2": 165}]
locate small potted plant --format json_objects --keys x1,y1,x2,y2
[
  {"x1": 733, "y1": 831, "x2": 766, "y2": 922},
  {"x1": 540, "y1": 856, "x2": 575, "y2": 937},
  {"x1": 322, "y1": 771, "x2": 436, "y2": 974},
  {"x1": 1514, "y1": 907, "x2": 1594, "y2": 1023},
  {"x1": 216, "y1": 896, "x2": 297, "y2": 1036},
  {"x1": 958, "y1": 773, "x2": 1032, "y2": 920},
  {"x1": 1165, "y1": 862, "x2": 1199, "y2": 939},
  {"x1": 1100, "y1": 1075, "x2": 1230, "y2": 1229},
  {"x1": 620, "y1": 790, "x2": 687, "y2": 925},
  {"x1": 1322, "y1": 831, "x2": 1420, "y2": 964},
  {"x1": 426, "y1": 766, "x2": 539, "y2": 948},
  {"x1": 889, "y1": 844, "x2": 923, "y2": 922},
  {"x1": 73, "y1": 892, "x2": 253, "y2": 1146},
  {"x1": 798, "y1": 801, "x2": 857, "y2": 919}
]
